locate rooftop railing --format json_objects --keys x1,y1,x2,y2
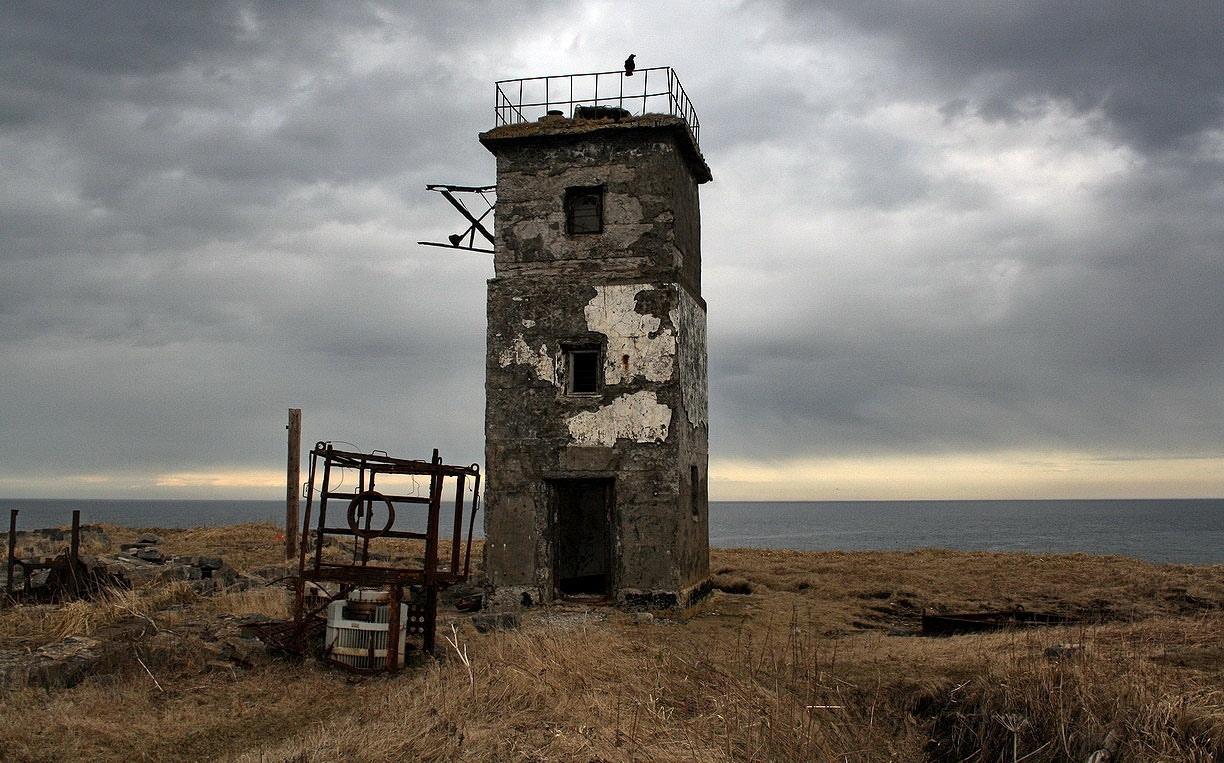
[{"x1": 494, "y1": 66, "x2": 701, "y2": 150}]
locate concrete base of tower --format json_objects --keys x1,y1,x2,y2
[
  {"x1": 617, "y1": 577, "x2": 712, "y2": 611},
  {"x1": 483, "y1": 578, "x2": 712, "y2": 613}
]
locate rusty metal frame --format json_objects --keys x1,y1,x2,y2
[
  {"x1": 494, "y1": 66, "x2": 701, "y2": 149},
  {"x1": 281, "y1": 442, "x2": 481, "y2": 671},
  {"x1": 5, "y1": 509, "x2": 97, "y2": 603}
]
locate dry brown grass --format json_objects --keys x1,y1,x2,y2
[
  {"x1": 0, "y1": 525, "x2": 1221, "y2": 762},
  {"x1": 0, "y1": 582, "x2": 199, "y2": 649}
]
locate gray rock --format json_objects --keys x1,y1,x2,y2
[
  {"x1": 631, "y1": 612, "x2": 654, "y2": 625},
  {"x1": 221, "y1": 637, "x2": 269, "y2": 667},
  {"x1": 215, "y1": 566, "x2": 239, "y2": 587},
  {"x1": 198, "y1": 557, "x2": 223, "y2": 571},
  {"x1": 124, "y1": 564, "x2": 161, "y2": 586},
  {"x1": 134, "y1": 547, "x2": 165, "y2": 564},
  {"x1": 0, "y1": 636, "x2": 100, "y2": 689},
  {"x1": 190, "y1": 578, "x2": 219, "y2": 594},
  {"x1": 137, "y1": 533, "x2": 162, "y2": 545},
  {"x1": 472, "y1": 612, "x2": 521, "y2": 633}
]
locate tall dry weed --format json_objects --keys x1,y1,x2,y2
[{"x1": 0, "y1": 581, "x2": 197, "y2": 648}]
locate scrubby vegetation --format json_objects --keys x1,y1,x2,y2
[{"x1": 1, "y1": 523, "x2": 1221, "y2": 761}]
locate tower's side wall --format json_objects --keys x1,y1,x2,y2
[
  {"x1": 485, "y1": 277, "x2": 704, "y2": 602},
  {"x1": 672, "y1": 286, "x2": 710, "y2": 589}
]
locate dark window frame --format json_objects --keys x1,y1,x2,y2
[
  {"x1": 563, "y1": 345, "x2": 602, "y2": 395},
  {"x1": 565, "y1": 185, "x2": 604, "y2": 235}
]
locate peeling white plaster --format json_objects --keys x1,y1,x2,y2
[
  {"x1": 583, "y1": 284, "x2": 676, "y2": 385},
  {"x1": 497, "y1": 336, "x2": 554, "y2": 382},
  {"x1": 566, "y1": 391, "x2": 672, "y2": 447}
]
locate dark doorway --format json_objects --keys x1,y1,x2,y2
[{"x1": 552, "y1": 479, "x2": 613, "y2": 597}]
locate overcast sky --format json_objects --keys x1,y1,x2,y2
[{"x1": 2, "y1": 1, "x2": 1222, "y2": 500}]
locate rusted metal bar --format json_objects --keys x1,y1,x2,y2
[
  {"x1": 321, "y1": 491, "x2": 430, "y2": 504},
  {"x1": 356, "y1": 456, "x2": 368, "y2": 565},
  {"x1": 451, "y1": 474, "x2": 465, "y2": 575},
  {"x1": 317, "y1": 527, "x2": 429, "y2": 541},
  {"x1": 424, "y1": 450, "x2": 441, "y2": 587},
  {"x1": 385, "y1": 583, "x2": 402, "y2": 671},
  {"x1": 313, "y1": 450, "x2": 332, "y2": 574},
  {"x1": 423, "y1": 584, "x2": 438, "y2": 655},
  {"x1": 464, "y1": 470, "x2": 481, "y2": 579}
]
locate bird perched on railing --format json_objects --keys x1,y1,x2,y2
[{"x1": 624, "y1": 54, "x2": 636, "y2": 76}]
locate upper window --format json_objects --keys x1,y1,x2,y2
[{"x1": 565, "y1": 186, "x2": 604, "y2": 235}]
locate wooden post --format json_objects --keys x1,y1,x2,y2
[
  {"x1": 6, "y1": 509, "x2": 17, "y2": 595},
  {"x1": 286, "y1": 408, "x2": 301, "y2": 560},
  {"x1": 70, "y1": 510, "x2": 81, "y2": 564}
]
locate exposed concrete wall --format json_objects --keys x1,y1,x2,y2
[
  {"x1": 483, "y1": 118, "x2": 709, "y2": 607},
  {"x1": 487, "y1": 125, "x2": 703, "y2": 300}
]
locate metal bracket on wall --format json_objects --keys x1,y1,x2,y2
[{"x1": 418, "y1": 184, "x2": 496, "y2": 254}]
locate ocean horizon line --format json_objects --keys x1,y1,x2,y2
[{"x1": 3, "y1": 496, "x2": 1223, "y2": 503}]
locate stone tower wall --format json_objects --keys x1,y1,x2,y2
[{"x1": 482, "y1": 116, "x2": 709, "y2": 607}]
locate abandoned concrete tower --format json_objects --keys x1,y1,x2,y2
[{"x1": 481, "y1": 68, "x2": 712, "y2": 607}]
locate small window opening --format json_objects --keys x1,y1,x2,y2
[
  {"x1": 566, "y1": 348, "x2": 601, "y2": 394},
  {"x1": 565, "y1": 186, "x2": 604, "y2": 234},
  {"x1": 690, "y1": 465, "x2": 701, "y2": 519}
]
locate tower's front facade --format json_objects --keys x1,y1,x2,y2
[{"x1": 482, "y1": 109, "x2": 712, "y2": 608}]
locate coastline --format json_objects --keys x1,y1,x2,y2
[{"x1": 4, "y1": 497, "x2": 1223, "y2": 564}]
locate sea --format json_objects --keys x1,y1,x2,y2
[{"x1": 1, "y1": 498, "x2": 1221, "y2": 565}]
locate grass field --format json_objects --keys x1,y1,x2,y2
[{"x1": 1, "y1": 523, "x2": 1221, "y2": 761}]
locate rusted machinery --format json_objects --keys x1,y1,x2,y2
[
  {"x1": 5, "y1": 509, "x2": 111, "y2": 603},
  {"x1": 266, "y1": 443, "x2": 481, "y2": 672}
]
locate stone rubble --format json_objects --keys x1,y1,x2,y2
[
  {"x1": 0, "y1": 636, "x2": 102, "y2": 689},
  {"x1": 0, "y1": 531, "x2": 284, "y2": 689}
]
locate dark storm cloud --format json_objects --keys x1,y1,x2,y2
[
  {"x1": 0, "y1": 1, "x2": 557, "y2": 491},
  {"x1": 682, "y1": 0, "x2": 1224, "y2": 469},
  {"x1": 1, "y1": 1, "x2": 1221, "y2": 496},
  {"x1": 780, "y1": 1, "x2": 1224, "y2": 151}
]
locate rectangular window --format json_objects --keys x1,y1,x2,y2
[
  {"x1": 565, "y1": 347, "x2": 600, "y2": 394},
  {"x1": 565, "y1": 186, "x2": 604, "y2": 234}
]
